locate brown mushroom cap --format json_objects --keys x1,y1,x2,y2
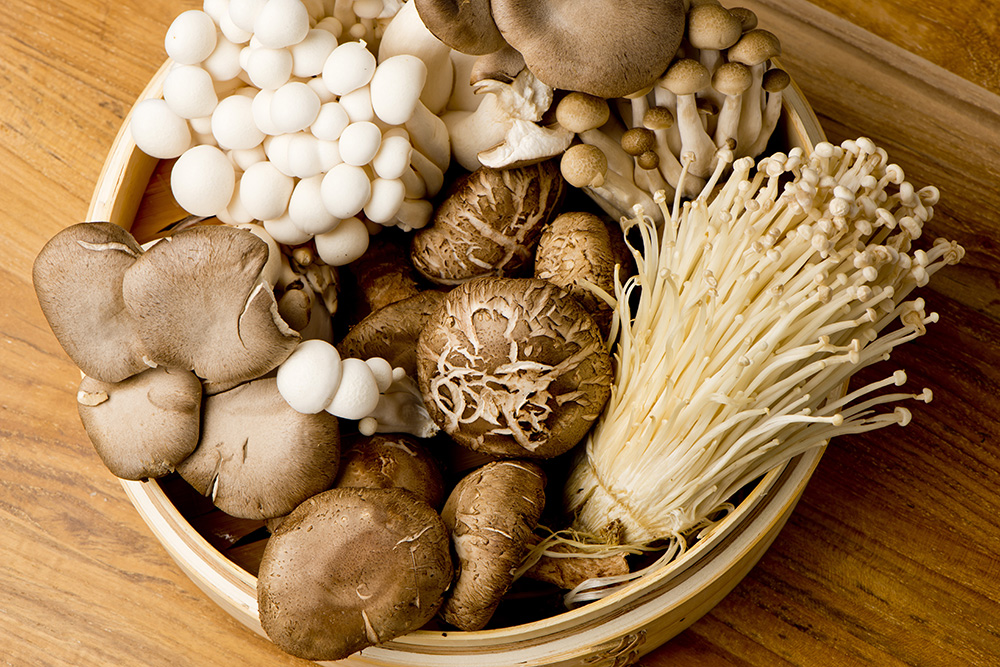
[
  {"x1": 621, "y1": 127, "x2": 657, "y2": 156},
  {"x1": 176, "y1": 377, "x2": 340, "y2": 519},
  {"x1": 729, "y1": 6, "x2": 759, "y2": 31},
  {"x1": 339, "y1": 290, "x2": 447, "y2": 378},
  {"x1": 490, "y1": 0, "x2": 687, "y2": 98},
  {"x1": 413, "y1": 0, "x2": 506, "y2": 55},
  {"x1": 335, "y1": 433, "x2": 446, "y2": 509},
  {"x1": 77, "y1": 366, "x2": 202, "y2": 480},
  {"x1": 33, "y1": 222, "x2": 148, "y2": 383},
  {"x1": 258, "y1": 487, "x2": 453, "y2": 661},
  {"x1": 554, "y1": 92, "x2": 611, "y2": 134},
  {"x1": 660, "y1": 58, "x2": 711, "y2": 96},
  {"x1": 762, "y1": 67, "x2": 792, "y2": 93},
  {"x1": 534, "y1": 212, "x2": 618, "y2": 336},
  {"x1": 470, "y1": 44, "x2": 526, "y2": 85},
  {"x1": 416, "y1": 277, "x2": 612, "y2": 458},
  {"x1": 727, "y1": 28, "x2": 781, "y2": 67},
  {"x1": 712, "y1": 61, "x2": 753, "y2": 96},
  {"x1": 122, "y1": 225, "x2": 299, "y2": 386},
  {"x1": 439, "y1": 460, "x2": 546, "y2": 630},
  {"x1": 410, "y1": 161, "x2": 565, "y2": 286},
  {"x1": 559, "y1": 143, "x2": 608, "y2": 189},
  {"x1": 642, "y1": 106, "x2": 675, "y2": 132},
  {"x1": 686, "y1": 3, "x2": 744, "y2": 51}
]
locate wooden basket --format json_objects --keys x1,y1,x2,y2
[{"x1": 87, "y1": 61, "x2": 828, "y2": 667}]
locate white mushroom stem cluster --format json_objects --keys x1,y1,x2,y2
[
  {"x1": 276, "y1": 338, "x2": 404, "y2": 432},
  {"x1": 563, "y1": 138, "x2": 964, "y2": 559},
  {"x1": 554, "y1": 3, "x2": 790, "y2": 210},
  {"x1": 132, "y1": 0, "x2": 456, "y2": 264}
]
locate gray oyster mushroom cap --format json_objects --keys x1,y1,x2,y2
[
  {"x1": 257, "y1": 487, "x2": 453, "y2": 661},
  {"x1": 76, "y1": 366, "x2": 202, "y2": 481},
  {"x1": 176, "y1": 377, "x2": 339, "y2": 520},
  {"x1": 439, "y1": 460, "x2": 547, "y2": 630},
  {"x1": 33, "y1": 221, "x2": 149, "y2": 383},
  {"x1": 121, "y1": 225, "x2": 299, "y2": 386}
]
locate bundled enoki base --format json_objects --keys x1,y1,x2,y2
[{"x1": 544, "y1": 137, "x2": 963, "y2": 605}]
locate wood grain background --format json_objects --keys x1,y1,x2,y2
[{"x1": 1, "y1": 1, "x2": 998, "y2": 665}]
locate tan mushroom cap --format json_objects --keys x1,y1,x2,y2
[
  {"x1": 491, "y1": 0, "x2": 687, "y2": 98},
  {"x1": 416, "y1": 276, "x2": 612, "y2": 459},
  {"x1": 258, "y1": 487, "x2": 452, "y2": 661},
  {"x1": 413, "y1": 0, "x2": 506, "y2": 55},
  {"x1": 77, "y1": 366, "x2": 202, "y2": 480},
  {"x1": 554, "y1": 92, "x2": 611, "y2": 134},
  {"x1": 727, "y1": 28, "x2": 781, "y2": 67},
  {"x1": 687, "y1": 3, "x2": 744, "y2": 50},
  {"x1": 33, "y1": 221, "x2": 148, "y2": 383},
  {"x1": 729, "y1": 6, "x2": 759, "y2": 31},
  {"x1": 643, "y1": 105, "x2": 675, "y2": 131},
  {"x1": 439, "y1": 460, "x2": 546, "y2": 630},
  {"x1": 712, "y1": 61, "x2": 753, "y2": 96},
  {"x1": 559, "y1": 143, "x2": 608, "y2": 189},
  {"x1": 122, "y1": 225, "x2": 299, "y2": 386},
  {"x1": 176, "y1": 377, "x2": 340, "y2": 520},
  {"x1": 762, "y1": 67, "x2": 792, "y2": 93},
  {"x1": 660, "y1": 58, "x2": 712, "y2": 96},
  {"x1": 621, "y1": 127, "x2": 657, "y2": 156},
  {"x1": 335, "y1": 433, "x2": 446, "y2": 509}
]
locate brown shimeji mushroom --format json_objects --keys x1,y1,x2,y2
[
  {"x1": 658, "y1": 58, "x2": 717, "y2": 179},
  {"x1": 560, "y1": 143, "x2": 661, "y2": 224},
  {"x1": 176, "y1": 377, "x2": 340, "y2": 520},
  {"x1": 416, "y1": 277, "x2": 612, "y2": 459},
  {"x1": 439, "y1": 460, "x2": 546, "y2": 630},
  {"x1": 33, "y1": 222, "x2": 149, "y2": 383},
  {"x1": 76, "y1": 367, "x2": 202, "y2": 480},
  {"x1": 257, "y1": 487, "x2": 453, "y2": 661},
  {"x1": 726, "y1": 28, "x2": 782, "y2": 154}
]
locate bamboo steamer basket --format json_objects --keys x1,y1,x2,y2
[{"x1": 87, "y1": 59, "x2": 828, "y2": 667}]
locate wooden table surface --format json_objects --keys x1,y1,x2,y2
[{"x1": 2, "y1": 1, "x2": 998, "y2": 665}]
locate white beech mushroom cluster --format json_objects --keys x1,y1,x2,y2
[
  {"x1": 131, "y1": 0, "x2": 452, "y2": 261},
  {"x1": 559, "y1": 138, "x2": 963, "y2": 601}
]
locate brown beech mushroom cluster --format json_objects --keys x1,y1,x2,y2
[{"x1": 416, "y1": 277, "x2": 612, "y2": 459}]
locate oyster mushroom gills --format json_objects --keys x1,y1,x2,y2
[{"x1": 416, "y1": 276, "x2": 612, "y2": 459}]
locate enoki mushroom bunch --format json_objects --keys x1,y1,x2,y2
[{"x1": 562, "y1": 138, "x2": 964, "y2": 558}]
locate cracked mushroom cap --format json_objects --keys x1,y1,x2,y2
[
  {"x1": 439, "y1": 460, "x2": 546, "y2": 630},
  {"x1": 335, "y1": 433, "x2": 446, "y2": 509},
  {"x1": 121, "y1": 225, "x2": 300, "y2": 386},
  {"x1": 257, "y1": 487, "x2": 453, "y2": 661},
  {"x1": 490, "y1": 0, "x2": 687, "y2": 98},
  {"x1": 176, "y1": 376, "x2": 340, "y2": 520},
  {"x1": 77, "y1": 366, "x2": 202, "y2": 480},
  {"x1": 416, "y1": 277, "x2": 612, "y2": 458},
  {"x1": 33, "y1": 222, "x2": 148, "y2": 383}
]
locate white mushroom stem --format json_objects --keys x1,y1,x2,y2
[
  {"x1": 674, "y1": 93, "x2": 718, "y2": 179},
  {"x1": 743, "y1": 72, "x2": 790, "y2": 158},
  {"x1": 737, "y1": 64, "x2": 767, "y2": 150},
  {"x1": 560, "y1": 144, "x2": 662, "y2": 225},
  {"x1": 715, "y1": 92, "x2": 743, "y2": 149},
  {"x1": 578, "y1": 129, "x2": 635, "y2": 183},
  {"x1": 652, "y1": 86, "x2": 682, "y2": 155},
  {"x1": 360, "y1": 375, "x2": 440, "y2": 438},
  {"x1": 375, "y1": 0, "x2": 454, "y2": 114}
]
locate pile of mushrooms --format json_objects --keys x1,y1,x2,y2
[{"x1": 34, "y1": 0, "x2": 819, "y2": 662}]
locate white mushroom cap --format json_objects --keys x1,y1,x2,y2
[
  {"x1": 171, "y1": 144, "x2": 236, "y2": 216},
  {"x1": 313, "y1": 216, "x2": 370, "y2": 266},
  {"x1": 239, "y1": 160, "x2": 294, "y2": 220},
  {"x1": 244, "y1": 46, "x2": 294, "y2": 90},
  {"x1": 165, "y1": 10, "x2": 218, "y2": 65},
  {"x1": 253, "y1": 0, "x2": 310, "y2": 49},
  {"x1": 264, "y1": 211, "x2": 314, "y2": 246},
  {"x1": 337, "y1": 85, "x2": 376, "y2": 123},
  {"x1": 325, "y1": 357, "x2": 380, "y2": 420},
  {"x1": 338, "y1": 121, "x2": 382, "y2": 166},
  {"x1": 212, "y1": 93, "x2": 265, "y2": 150},
  {"x1": 321, "y1": 162, "x2": 371, "y2": 218},
  {"x1": 219, "y1": 9, "x2": 253, "y2": 44},
  {"x1": 202, "y1": 36, "x2": 244, "y2": 82},
  {"x1": 163, "y1": 65, "x2": 218, "y2": 119},
  {"x1": 131, "y1": 98, "x2": 192, "y2": 159},
  {"x1": 228, "y1": 0, "x2": 268, "y2": 33},
  {"x1": 270, "y1": 81, "x2": 321, "y2": 133},
  {"x1": 289, "y1": 28, "x2": 339, "y2": 78},
  {"x1": 251, "y1": 88, "x2": 281, "y2": 135},
  {"x1": 363, "y1": 177, "x2": 406, "y2": 224},
  {"x1": 364, "y1": 357, "x2": 395, "y2": 393},
  {"x1": 369, "y1": 54, "x2": 427, "y2": 126},
  {"x1": 288, "y1": 175, "x2": 340, "y2": 235},
  {"x1": 371, "y1": 132, "x2": 412, "y2": 180},
  {"x1": 277, "y1": 338, "x2": 343, "y2": 413},
  {"x1": 311, "y1": 101, "x2": 351, "y2": 141},
  {"x1": 322, "y1": 40, "x2": 377, "y2": 96},
  {"x1": 228, "y1": 144, "x2": 267, "y2": 171}
]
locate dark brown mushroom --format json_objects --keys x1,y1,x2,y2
[
  {"x1": 33, "y1": 222, "x2": 148, "y2": 383},
  {"x1": 335, "y1": 432, "x2": 446, "y2": 509},
  {"x1": 413, "y1": 0, "x2": 507, "y2": 55},
  {"x1": 257, "y1": 487, "x2": 453, "y2": 660}
]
